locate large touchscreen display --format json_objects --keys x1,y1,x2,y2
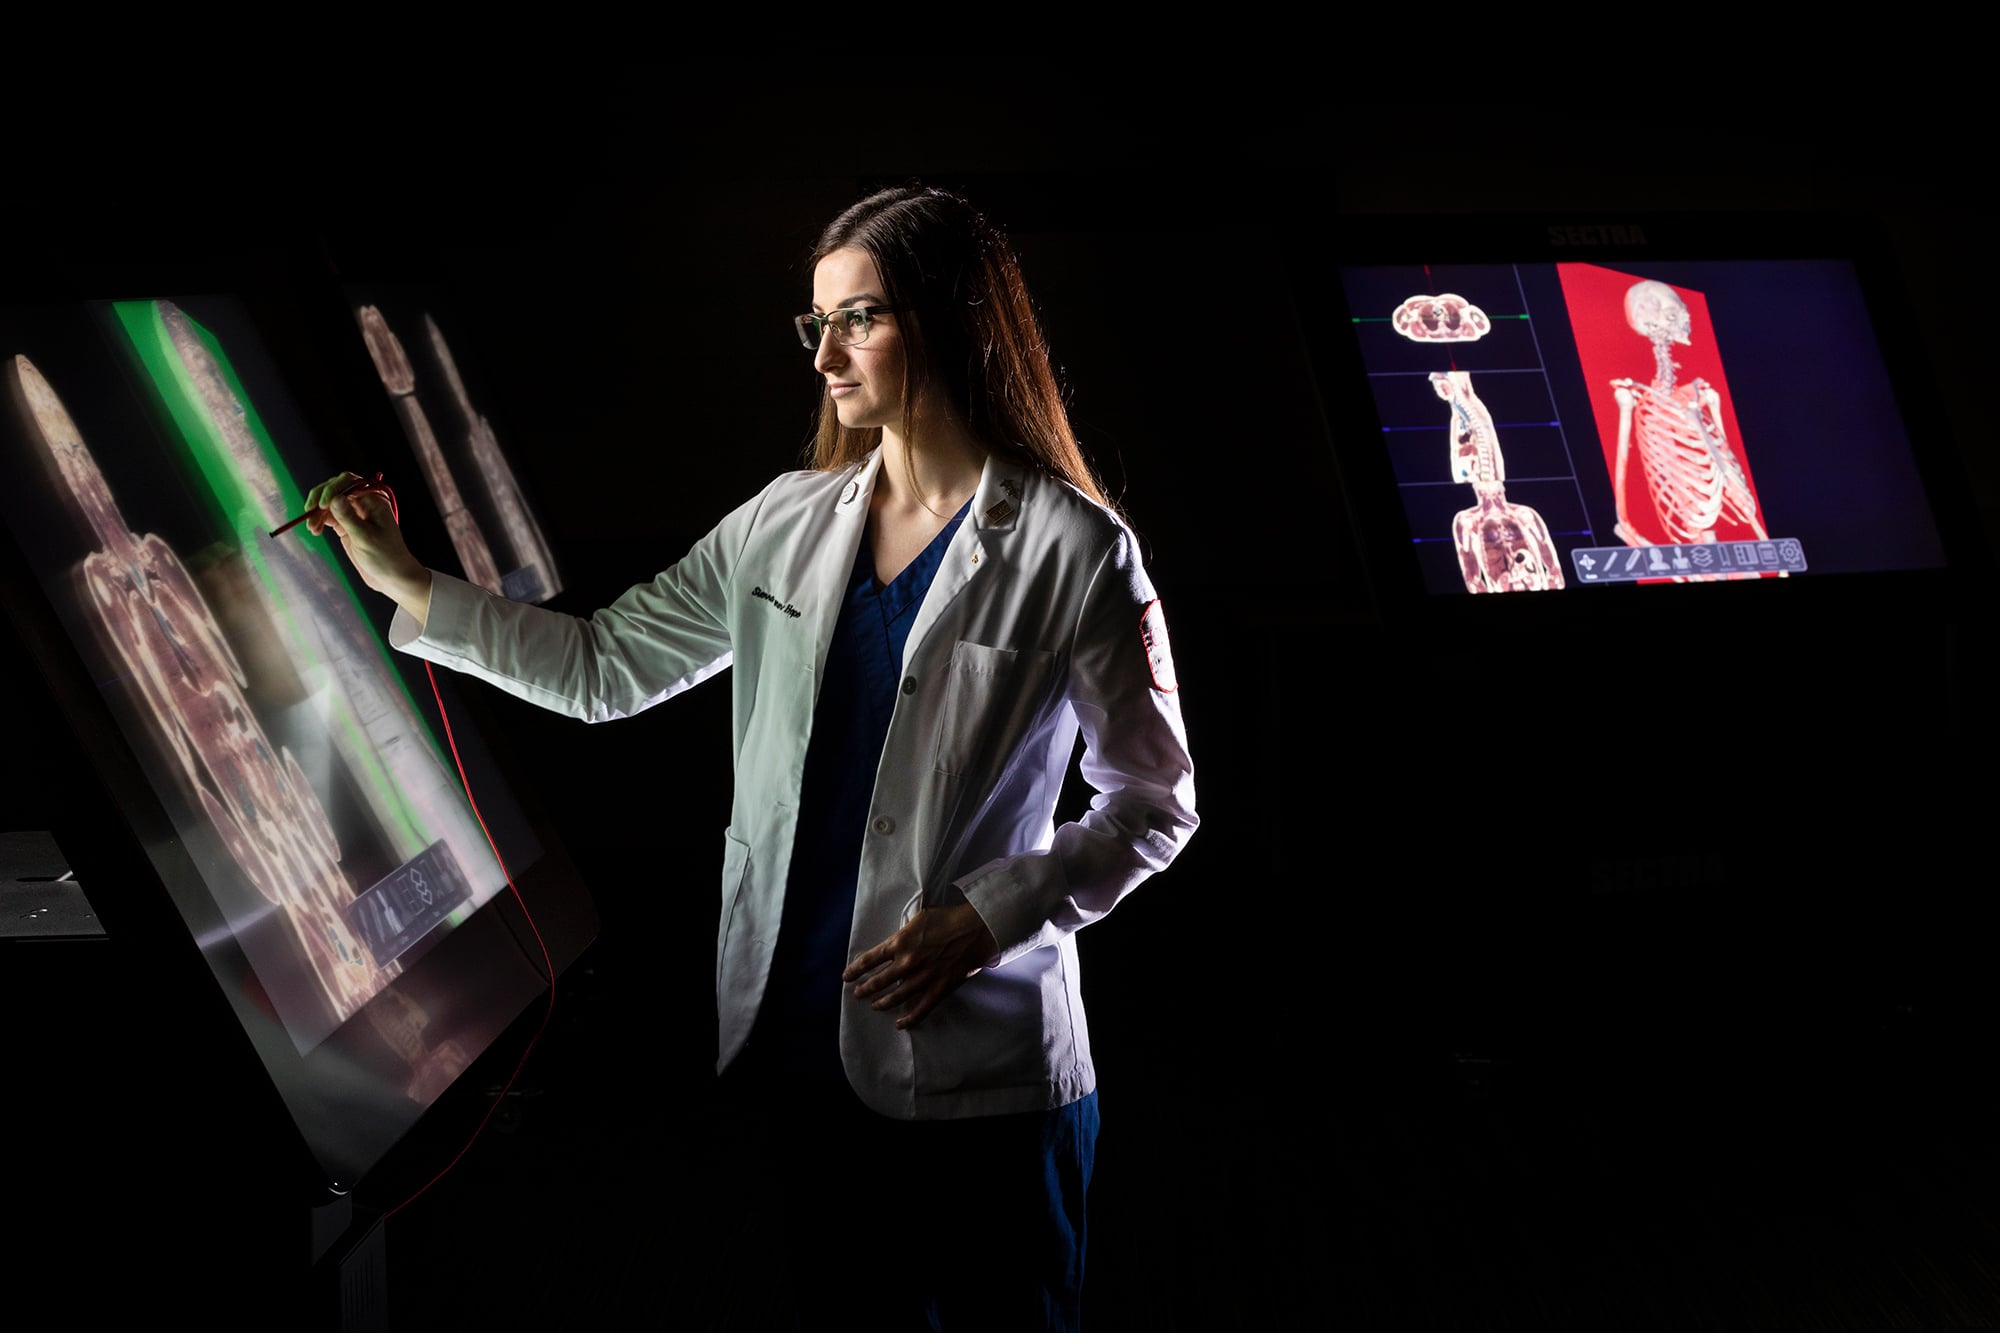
[{"x1": 1, "y1": 296, "x2": 539, "y2": 1062}]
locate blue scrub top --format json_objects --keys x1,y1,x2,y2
[{"x1": 742, "y1": 497, "x2": 972, "y2": 1086}]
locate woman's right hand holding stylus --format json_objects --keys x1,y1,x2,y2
[{"x1": 303, "y1": 472, "x2": 434, "y2": 624}]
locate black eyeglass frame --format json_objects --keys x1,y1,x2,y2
[{"x1": 794, "y1": 304, "x2": 903, "y2": 350}]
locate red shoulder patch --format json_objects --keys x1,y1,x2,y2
[{"x1": 1139, "y1": 598, "x2": 1178, "y2": 692}]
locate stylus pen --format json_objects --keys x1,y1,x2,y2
[{"x1": 268, "y1": 474, "x2": 378, "y2": 539}]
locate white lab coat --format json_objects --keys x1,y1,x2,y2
[{"x1": 390, "y1": 448, "x2": 1197, "y2": 1118}]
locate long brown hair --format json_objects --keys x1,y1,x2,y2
[{"x1": 806, "y1": 184, "x2": 1115, "y2": 514}]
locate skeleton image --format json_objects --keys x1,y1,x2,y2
[
  {"x1": 1432, "y1": 371, "x2": 1563, "y2": 593},
  {"x1": 1393, "y1": 293, "x2": 1490, "y2": 343},
  {"x1": 356, "y1": 305, "x2": 506, "y2": 596},
  {"x1": 425, "y1": 314, "x2": 562, "y2": 603},
  {"x1": 1609, "y1": 280, "x2": 1769, "y2": 556}
]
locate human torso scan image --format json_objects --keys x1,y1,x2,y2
[
  {"x1": 14, "y1": 354, "x2": 380, "y2": 1019},
  {"x1": 1432, "y1": 370, "x2": 1564, "y2": 594}
]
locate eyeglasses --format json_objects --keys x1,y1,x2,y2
[{"x1": 794, "y1": 305, "x2": 900, "y2": 350}]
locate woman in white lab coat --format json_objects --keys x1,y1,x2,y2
[{"x1": 308, "y1": 183, "x2": 1196, "y2": 1330}]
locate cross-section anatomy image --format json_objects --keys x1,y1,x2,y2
[
  {"x1": 1433, "y1": 370, "x2": 1564, "y2": 593},
  {"x1": 1392, "y1": 293, "x2": 1491, "y2": 343},
  {"x1": 1557, "y1": 265, "x2": 1771, "y2": 568},
  {"x1": 355, "y1": 306, "x2": 561, "y2": 604}
]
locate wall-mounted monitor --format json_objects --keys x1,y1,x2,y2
[
  {"x1": 1276, "y1": 209, "x2": 1992, "y2": 1058},
  {"x1": 1311, "y1": 212, "x2": 1985, "y2": 627}
]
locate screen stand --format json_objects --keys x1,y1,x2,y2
[
  {"x1": 3, "y1": 829, "x2": 385, "y2": 1329},
  {"x1": 309, "y1": 1197, "x2": 388, "y2": 1333}
]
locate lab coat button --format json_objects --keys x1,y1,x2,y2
[
  {"x1": 871, "y1": 815, "x2": 895, "y2": 836},
  {"x1": 900, "y1": 676, "x2": 917, "y2": 696}
]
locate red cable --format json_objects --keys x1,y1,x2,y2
[{"x1": 340, "y1": 475, "x2": 559, "y2": 1221}]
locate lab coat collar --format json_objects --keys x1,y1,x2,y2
[
  {"x1": 898, "y1": 450, "x2": 1029, "y2": 670},
  {"x1": 835, "y1": 449, "x2": 883, "y2": 513},
  {"x1": 973, "y1": 456, "x2": 1027, "y2": 531},
  {"x1": 834, "y1": 447, "x2": 1029, "y2": 527}
]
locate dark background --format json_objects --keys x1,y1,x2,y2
[{"x1": 4, "y1": 81, "x2": 1996, "y2": 1330}]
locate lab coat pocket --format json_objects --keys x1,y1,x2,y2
[
  {"x1": 932, "y1": 640, "x2": 1055, "y2": 780},
  {"x1": 716, "y1": 829, "x2": 752, "y2": 994}
]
